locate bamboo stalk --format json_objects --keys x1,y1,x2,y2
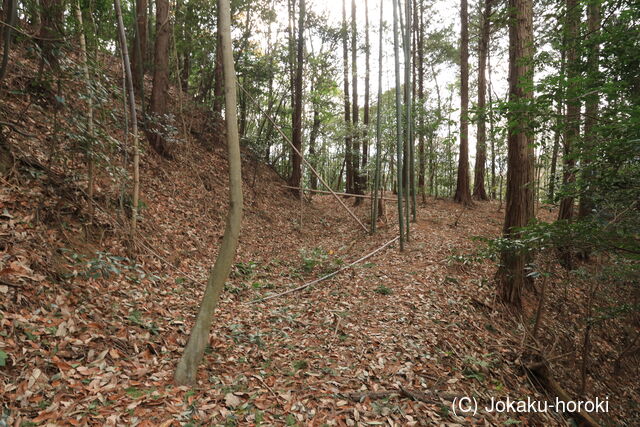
[{"x1": 281, "y1": 185, "x2": 397, "y2": 202}]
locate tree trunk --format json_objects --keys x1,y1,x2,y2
[
  {"x1": 213, "y1": 14, "x2": 224, "y2": 115},
  {"x1": 289, "y1": 0, "x2": 305, "y2": 190},
  {"x1": 174, "y1": 0, "x2": 243, "y2": 386},
  {"x1": 147, "y1": 0, "x2": 172, "y2": 158},
  {"x1": 392, "y1": 0, "x2": 405, "y2": 251},
  {"x1": 37, "y1": 0, "x2": 63, "y2": 74},
  {"x1": 488, "y1": 47, "x2": 496, "y2": 199},
  {"x1": 0, "y1": 0, "x2": 17, "y2": 84},
  {"x1": 473, "y1": 0, "x2": 491, "y2": 200},
  {"x1": 454, "y1": 0, "x2": 472, "y2": 205},
  {"x1": 132, "y1": 0, "x2": 147, "y2": 94},
  {"x1": 576, "y1": 0, "x2": 600, "y2": 260},
  {"x1": 147, "y1": 0, "x2": 154, "y2": 64},
  {"x1": 342, "y1": 0, "x2": 352, "y2": 194},
  {"x1": 371, "y1": 0, "x2": 384, "y2": 232},
  {"x1": 578, "y1": 0, "x2": 600, "y2": 220},
  {"x1": 558, "y1": 0, "x2": 580, "y2": 223},
  {"x1": 309, "y1": 107, "x2": 320, "y2": 190},
  {"x1": 351, "y1": 0, "x2": 361, "y2": 201},
  {"x1": 557, "y1": 0, "x2": 581, "y2": 268},
  {"x1": 495, "y1": 0, "x2": 534, "y2": 310},
  {"x1": 548, "y1": 31, "x2": 566, "y2": 203},
  {"x1": 211, "y1": 10, "x2": 225, "y2": 146},
  {"x1": 406, "y1": 0, "x2": 415, "y2": 224},
  {"x1": 75, "y1": 1, "x2": 95, "y2": 221},
  {"x1": 362, "y1": 0, "x2": 370, "y2": 192},
  {"x1": 177, "y1": 0, "x2": 191, "y2": 94},
  {"x1": 417, "y1": 0, "x2": 425, "y2": 203},
  {"x1": 114, "y1": 0, "x2": 141, "y2": 237}
]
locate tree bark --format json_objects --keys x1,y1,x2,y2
[
  {"x1": 405, "y1": 0, "x2": 415, "y2": 224},
  {"x1": 558, "y1": 0, "x2": 580, "y2": 223},
  {"x1": 473, "y1": 0, "x2": 492, "y2": 200},
  {"x1": 417, "y1": 0, "x2": 425, "y2": 203},
  {"x1": 37, "y1": 0, "x2": 63, "y2": 74},
  {"x1": 289, "y1": 0, "x2": 305, "y2": 190},
  {"x1": 309, "y1": 107, "x2": 320, "y2": 190},
  {"x1": 351, "y1": 0, "x2": 362, "y2": 200},
  {"x1": 147, "y1": 0, "x2": 172, "y2": 158},
  {"x1": 362, "y1": 0, "x2": 370, "y2": 191},
  {"x1": 342, "y1": 0, "x2": 352, "y2": 194},
  {"x1": 132, "y1": 0, "x2": 147, "y2": 94},
  {"x1": 178, "y1": 0, "x2": 191, "y2": 93},
  {"x1": 557, "y1": 0, "x2": 581, "y2": 268},
  {"x1": 0, "y1": 0, "x2": 16, "y2": 84},
  {"x1": 174, "y1": 0, "x2": 243, "y2": 386},
  {"x1": 392, "y1": 0, "x2": 405, "y2": 251},
  {"x1": 578, "y1": 0, "x2": 600, "y2": 220},
  {"x1": 75, "y1": 1, "x2": 95, "y2": 220},
  {"x1": 211, "y1": 9, "x2": 225, "y2": 146},
  {"x1": 114, "y1": 0, "x2": 141, "y2": 237},
  {"x1": 488, "y1": 46, "x2": 496, "y2": 199},
  {"x1": 213, "y1": 11, "x2": 224, "y2": 115},
  {"x1": 548, "y1": 42, "x2": 565, "y2": 202},
  {"x1": 495, "y1": 0, "x2": 534, "y2": 310},
  {"x1": 371, "y1": 0, "x2": 384, "y2": 232},
  {"x1": 454, "y1": 0, "x2": 472, "y2": 205}
]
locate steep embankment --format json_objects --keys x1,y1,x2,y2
[{"x1": 0, "y1": 46, "x2": 353, "y2": 424}]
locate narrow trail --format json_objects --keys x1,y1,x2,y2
[{"x1": 161, "y1": 197, "x2": 562, "y2": 425}]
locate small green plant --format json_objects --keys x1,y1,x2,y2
[
  {"x1": 299, "y1": 247, "x2": 328, "y2": 273},
  {"x1": 374, "y1": 284, "x2": 392, "y2": 295},
  {"x1": 292, "y1": 360, "x2": 308, "y2": 371},
  {"x1": 299, "y1": 248, "x2": 344, "y2": 275},
  {"x1": 127, "y1": 310, "x2": 159, "y2": 335},
  {"x1": 251, "y1": 281, "x2": 274, "y2": 290},
  {"x1": 61, "y1": 249, "x2": 155, "y2": 283},
  {"x1": 233, "y1": 261, "x2": 260, "y2": 278},
  {"x1": 125, "y1": 387, "x2": 144, "y2": 399},
  {"x1": 225, "y1": 282, "x2": 249, "y2": 294}
]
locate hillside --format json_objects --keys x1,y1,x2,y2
[{"x1": 1, "y1": 46, "x2": 638, "y2": 426}]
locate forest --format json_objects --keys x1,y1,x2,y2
[{"x1": 0, "y1": 0, "x2": 638, "y2": 424}]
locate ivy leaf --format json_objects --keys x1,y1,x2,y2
[{"x1": 0, "y1": 350, "x2": 8, "y2": 367}]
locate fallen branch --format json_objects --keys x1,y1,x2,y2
[
  {"x1": 250, "y1": 236, "x2": 399, "y2": 304},
  {"x1": 0, "y1": 121, "x2": 36, "y2": 138},
  {"x1": 252, "y1": 374, "x2": 284, "y2": 408},
  {"x1": 0, "y1": 278, "x2": 22, "y2": 288},
  {"x1": 526, "y1": 362, "x2": 601, "y2": 427},
  {"x1": 345, "y1": 390, "x2": 401, "y2": 401},
  {"x1": 450, "y1": 208, "x2": 465, "y2": 228}
]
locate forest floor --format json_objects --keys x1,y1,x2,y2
[{"x1": 2, "y1": 47, "x2": 638, "y2": 426}]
